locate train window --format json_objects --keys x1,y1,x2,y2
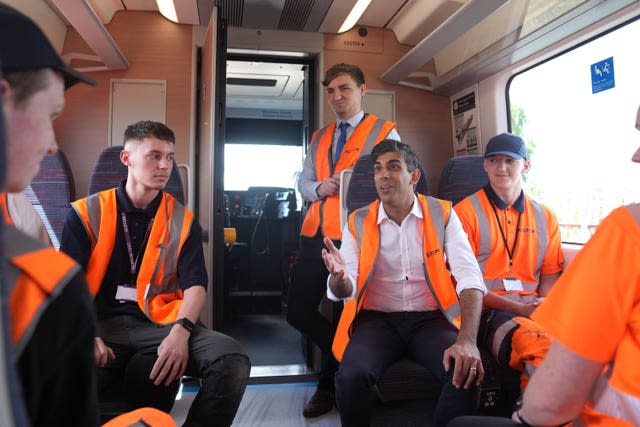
[
  {"x1": 508, "y1": 18, "x2": 640, "y2": 244},
  {"x1": 224, "y1": 143, "x2": 303, "y2": 209}
]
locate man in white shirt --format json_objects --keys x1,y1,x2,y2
[
  {"x1": 288, "y1": 63, "x2": 400, "y2": 417},
  {"x1": 322, "y1": 140, "x2": 486, "y2": 427}
]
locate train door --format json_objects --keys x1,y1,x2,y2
[{"x1": 218, "y1": 53, "x2": 319, "y2": 376}]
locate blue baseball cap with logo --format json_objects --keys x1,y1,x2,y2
[
  {"x1": 0, "y1": 3, "x2": 95, "y2": 89},
  {"x1": 484, "y1": 132, "x2": 528, "y2": 160}
]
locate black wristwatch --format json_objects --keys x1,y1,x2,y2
[{"x1": 176, "y1": 318, "x2": 195, "y2": 333}]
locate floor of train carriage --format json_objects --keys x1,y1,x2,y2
[{"x1": 170, "y1": 379, "x2": 341, "y2": 426}]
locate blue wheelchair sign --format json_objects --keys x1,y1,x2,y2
[{"x1": 591, "y1": 57, "x2": 615, "y2": 94}]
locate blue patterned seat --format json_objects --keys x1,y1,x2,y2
[
  {"x1": 346, "y1": 154, "x2": 429, "y2": 215},
  {"x1": 437, "y1": 155, "x2": 488, "y2": 205},
  {"x1": 87, "y1": 145, "x2": 185, "y2": 204},
  {"x1": 25, "y1": 149, "x2": 76, "y2": 248}
]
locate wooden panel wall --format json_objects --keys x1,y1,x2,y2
[
  {"x1": 54, "y1": 11, "x2": 194, "y2": 199},
  {"x1": 323, "y1": 26, "x2": 453, "y2": 194}
]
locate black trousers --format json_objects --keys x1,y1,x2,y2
[
  {"x1": 97, "y1": 315, "x2": 250, "y2": 427},
  {"x1": 336, "y1": 310, "x2": 478, "y2": 427},
  {"x1": 286, "y1": 234, "x2": 341, "y2": 390}
]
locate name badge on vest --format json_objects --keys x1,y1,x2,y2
[
  {"x1": 115, "y1": 284, "x2": 137, "y2": 302},
  {"x1": 502, "y1": 278, "x2": 524, "y2": 292}
]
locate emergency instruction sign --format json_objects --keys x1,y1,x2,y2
[{"x1": 590, "y1": 57, "x2": 615, "y2": 94}]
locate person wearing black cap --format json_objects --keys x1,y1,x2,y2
[
  {"x1": 454, "y1": 132, "x2": 564, "y2": 392},
  {"x1": 0, "y1": 3, "x2": 101, "y2": 426}
]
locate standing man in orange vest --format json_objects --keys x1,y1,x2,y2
[
  {"x1": 322, "y1": 140, "x2": 486, "y2": 427},
  {"x1": 0, "y1": 4, "x2": 100, "y2": 425},
  {"x1": 288, "y1": 63, "x2": 400, "y2": 417},
  {"x1": 448, "y1": 106, "x2": 640, "y2": 427},
  {"x1": 60, "y1": 121, "x2": 250, "y2": 426},
  {"x1": 454, "y1": 133, "x2": 564, "y2": 390}
]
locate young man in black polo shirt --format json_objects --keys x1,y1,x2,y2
[{"x1": 61, "y1": 121, "x2": 250, "y2": 426}]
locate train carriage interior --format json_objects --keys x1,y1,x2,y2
[{"x1": 1, "y1": 0, "x2": 640, "y2": 425}]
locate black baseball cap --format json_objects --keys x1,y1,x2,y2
[
  {"x1": 0, "y1": 3, "x2": 96, "y2": 89},
  {"x1": 484, "y1": 132, "x2": 528, "y2": 160}
]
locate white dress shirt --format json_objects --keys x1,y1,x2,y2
[
  {"x1": 327, "y1": 195, "x2": 486, "y2": 312},
  {"x1": 297, "y1": 110, "x2": 401, "y2": 202}
]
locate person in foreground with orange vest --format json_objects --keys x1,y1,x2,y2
[
  {"x1": 287, "y1": 63, "x2": 400, "y2": 417},
  {"x1": 321, "y1": 140, "x2": 487, "y2": 427},
  {"x1": 448, "y1": 106, "x2": 640, "y2": 427},
  {"x1": 60, "y1": 120, "x2": 250, "y2": 426},
  {"x1": 454, "y1": 133, "x2": 564, "y2": 390},
  {"x1": 1, "y1": 4, "x2": 177, "y2": 426},
  {"x1": 0, "y1": 4, "x2": 99, "y2": 425}
]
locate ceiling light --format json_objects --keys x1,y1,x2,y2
[
  {"x1": 338, "y1": 0, "x2": 372, "y2": 33},
  {"x1": 156, "y1": 0, "x2": 178, "y2": 23}
]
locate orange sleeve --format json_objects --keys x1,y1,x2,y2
[
  {"x1": 539, "y1": 205, "x2": 564, "y2": 275},
  {"x1": 532, "y1": 207, "x2": 640, "y2": 362}
]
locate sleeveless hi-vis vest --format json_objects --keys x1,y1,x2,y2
[
  {"x1": 71, "y1": 189, "x2": 193, "y2": 324},
  {"x1": 300, "y1": 114, "x2": 397, "y2": 240},
  {"x1": 4, "y1": 225, "x2": 80, "y2": 358},
  {"x1": 332, "y1": 194, "x2": 460, "y2": 361}
]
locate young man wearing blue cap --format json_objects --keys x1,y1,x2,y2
[{"x1": 454, "y1": 133, "x2": 564, "y2": 391}]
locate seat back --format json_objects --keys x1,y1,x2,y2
[
  {"x1": 345, "y1": 154, "x2": 429, "y2": 217},
  {"x1": 436, "y1": 155, "x2": 488, "y2": 205},
  {"x1": 88, "y1": 146, "x2": 185, "y2": 204},
  {"x1": 25, "y1": 150, "x2": 76, "y2": 248}
]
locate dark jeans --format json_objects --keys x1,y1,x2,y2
[
  {"x1": 97, "y1": 315, "x2": 250, "y2": 427},
  {"x1": 286, "y1": 235, "x2": 341, "y2": 390},
  {"x1": 336, "y1": 310, "x2": 478, "y2": 427}
]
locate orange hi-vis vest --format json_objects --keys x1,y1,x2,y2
[
  {"x1": 1, "y1": 192, "x2": 13, "y2": 225},
  {"x1": 461, "y1": 189, "x2": 548, "y2": 302},
  {"x1": 332, "y1": 194, "x2": 461, "y2": 361},
  {"x1": 3, "y1": 225, "x2": 80, "y2": 357},
  {"x1": 300, "y1": 114, "x2": 397, "y2": 240},
  {"x1": 71, "y1": 189, "x2": 193, "y2": 325}
]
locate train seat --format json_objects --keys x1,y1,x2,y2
[
  {"x1": 24, "y1": 149, "x2": 76, "y2": 249},
  {"x1": 88, "y1": 145, "x2": 185, "y2": 203},
  {"x1": 436, "y1": 155, "x2": 488, "y2": 205}
]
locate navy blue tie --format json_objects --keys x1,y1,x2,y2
[{"x1": 335, "y1": 122, "x2": 350, "y2": 162}]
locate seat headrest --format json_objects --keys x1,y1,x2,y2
[{"x1": 88, "y1": 146, "x2": 185, "y2": 205}]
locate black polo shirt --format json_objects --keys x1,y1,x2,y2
[
  {"x1": 482, "y1": 184, "x2": 525, "y2": 213},
  {"x1": 60, "y1": 181, "x2": 207, "y2": 320}
]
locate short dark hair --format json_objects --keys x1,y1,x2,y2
[
  {"x1": 371, "y1": 139, "x2": 421, "y2": 172},
  {"x1": 124, "y1": 121, "x2": 175, "y2": 144},
  {"x1": 322, "y1": 63, "x2": 365, "y2": 87},
  {"x1": 4, "y1": 69, "x2": 51, "y2": 106}
]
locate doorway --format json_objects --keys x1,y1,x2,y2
[{"x1": 219, "y1": 54, "x2": 318, "y2": 375}]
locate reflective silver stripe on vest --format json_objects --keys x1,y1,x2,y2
[
  {"x1": 530, "y1": 199, "x2": 547, "y2": 282},
  {"x1": 424, "y1": 197, "x2": 461, "y2": 323},
  {"x1": 4, "y1": 225, "x2": 80, "y2": 358},
  {"x1": 587, "y1": 366, "x2": 640, "y2": 426},
  {"x1": 351, "y1": 205, "x2": 377, "y2": 306},
  {"x1": 361, "y1": 118, "x2": 387, "y2": 155},
  {"x1": 308, "y1": 125, "x2": 330, "y2": 181},
  {"x1": 472, "y1": 193, "x2": 547, "y2": 292},
  {"x1": 470, "y1": 194, "x2": 491, "y2": 272},
  {"x1": 82, "y1": 190, "x2": 107, "y2": 248}
]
